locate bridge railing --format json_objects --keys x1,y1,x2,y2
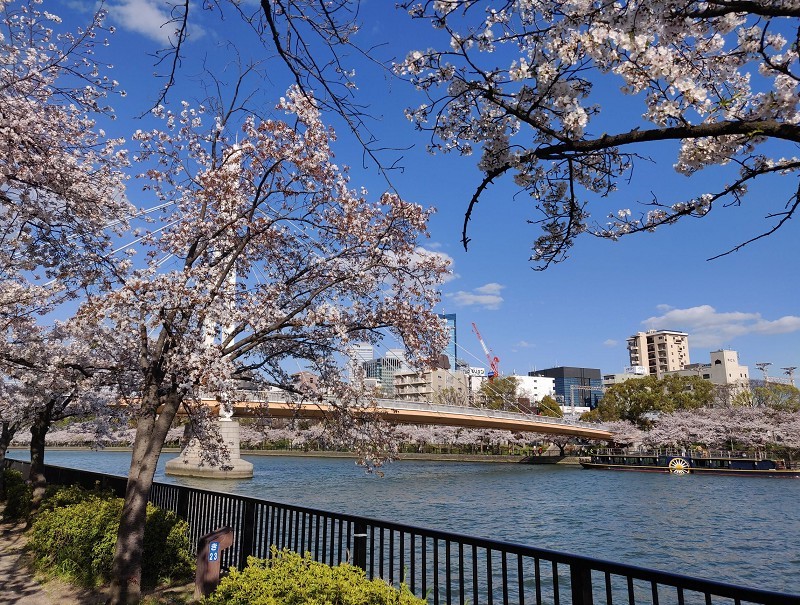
[
  {"x1": 5, "y1": 458, "x2": 798, "y2": 605},
  {"x1": 374, "y1": 398, "x2": 599, "y2": 427}
]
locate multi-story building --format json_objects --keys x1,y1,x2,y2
[
  {"x1": 347, "y1": 343, "x2": 374, "y2": 382},
  {"x1": 627, "y1": 329, "x2": 690, "y2": 377},
  {"x1": 513, "y1": 375, "x2": 555, "y2": 404},
  {"x1": 603, "y1": 366, "x2": 648, "y2": 387},
  {"x1": 394, "y1": 368, "x2": 470, "y2": 403},
  {"x1": 529, "y1": 367, "x2": 603, "y2": 409},
  {"x1": 362, "y1": 349, "x2": 411, "y2": 396},
  {"x1": 290, "y1": 371, "x2": 319, "y2": 394}
]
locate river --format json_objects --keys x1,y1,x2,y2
[{"x1": 10, "y1": 449, "x2": 800, "y2": 595}]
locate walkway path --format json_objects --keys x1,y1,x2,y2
[
  {"x1": 0, "y1": 505, "x2": 192, "y2": 604},
  {"x1": 0, "y1": 513, "x2": 105, "y2": 604}
]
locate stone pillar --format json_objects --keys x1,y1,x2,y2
[{"x1": 165, "y1": 419, "x2": 254, "y2": 479}]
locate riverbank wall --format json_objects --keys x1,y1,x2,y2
[{"x1": 8, "y1": 446, "x2": 582, "y2": 465}]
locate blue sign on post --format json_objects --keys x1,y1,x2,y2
[{"x1": 209, "y1": 541, "x2": 220, "y2": 562}]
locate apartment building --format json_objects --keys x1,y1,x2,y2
[
  {"x1": 394, "y1": 368, "x2": 470, "y2": 403},
  {"x1": 627, "y1": 329, "x2": 690, "y2": 377}
]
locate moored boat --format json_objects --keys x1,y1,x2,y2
[{"x1": 580, "y1": 449, "x2": 800, "y2": 477}]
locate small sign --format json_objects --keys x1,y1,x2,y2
[{"x1": 209, "y1": 541, "x2": 220, "y2": 562}]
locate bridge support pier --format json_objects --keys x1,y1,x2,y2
[{"x1": 165, "y1": 419, "x2": 254, "y2": 479}]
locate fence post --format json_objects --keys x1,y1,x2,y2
[
  {"x1": 353, "y1": 521, "x2": 367, "y2": 571},
  {"x1": 177, "y1": 486, "x2": 190, "y2": 521},
  {"x1": 238, "y1": 499, "x2": 257, "y2": 568},
  {"x1": 570, "y1": 563, "x2": 594, "y2": 605}
]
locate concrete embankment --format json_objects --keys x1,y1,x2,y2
[{"x1": 8, "y1": 446, "x2": 583, "y2": 465}]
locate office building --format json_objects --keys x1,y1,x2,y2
[
  {"x1": 363, "y1": 349, "x2": 411, "y2": 396},
  {"x1": 347, "y1": 343, "x2": 374, "y2": 382},
  {"x1": 529, "y1": 367, "x2": 603, "y2": 409}
]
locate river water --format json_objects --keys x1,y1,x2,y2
[{"x1": 11, "y1": 449, "x2": 800, "y2": 595}]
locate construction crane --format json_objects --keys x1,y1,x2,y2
[{"x1": 471, "y1": 322, "x2": 500, "y2": 381}]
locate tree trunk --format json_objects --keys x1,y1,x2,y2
[
  {"x1": 109, "y1": 392, "x2": 180, "y2": 605},
  {"x1": 29, "y1": 398, "x2": 56, "y2": 510},
  {"x1": 0, "y1": 421, "x2": 17, "y2": 499}
]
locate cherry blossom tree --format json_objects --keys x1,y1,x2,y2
[
  {"x1": 0, "y1": 317, "x2": 126, "y2": 507},
  {"x1": 643, "y1": 407, "x2": 800, "y2": 459},
  {"x1": 0, "y1": 1, "x2": 134, "y2": 502},
  {"x1": 644, "y1": 408, "x2": 720, "y2": 449},
  {"x1": 102, "y1": 2, "x2": 800, "y2": 268},
  {"x1": 601, "y1": 420, "x2": 645, "y2": 448},
  {"x1": 69, "y1": 83, "x2": 448, "y2": 602},
  {"x1": 0, "y1": 0, "x2": 131, "y2": 287},
  {"x1": 772, "y1": 411, "x2": 800, "y2": 464},
  {"x1": 396, "y1": 1, "x2": 800, "y2": 267}
]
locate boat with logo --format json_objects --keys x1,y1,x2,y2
[{"x1": 579, "y1": 448, "x2": 800, "y2": 477}]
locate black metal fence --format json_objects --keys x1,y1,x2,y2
[{"x1": 5, "y1": 458, "x2": 799, "y2": 605}]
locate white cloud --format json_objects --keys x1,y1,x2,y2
[
  {"x1": 109, "y1": 0, "x2": 204, "y2": 44},
  {"x1": 447, "y1": 283, "x2": 504, "y2": 310},
  {"x1": 62, "y1": 1, "x2": 94, "y2": 14},
  {"x1": 642, "y1": 305, "x2": 800, "y2": 348},
  {"x1": 516, "y1": 340, "x2": 533, "y2": 348},
  {"x1": 475, "y1": 282, "x2": 504, "y2": 295},
  {"x1": 603, "y1": 339, "x2": 618, "y2": 347}
]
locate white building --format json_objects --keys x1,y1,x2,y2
[
  {"x1": 512, "y1": 375, "x2": 555, "y2": 403},
  {"x1": 347, "y1": 343, "x2": 374, "y2": 382},
  {"x1": 603, "y1": 366, "x2": 648, "y2": 387},
  {"x1": 672, "y1": 349, "x2": 750, "y2": 387}
]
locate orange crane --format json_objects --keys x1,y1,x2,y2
[{"x1": 471, "y1": 322, "x2": 500, "y2": 381}]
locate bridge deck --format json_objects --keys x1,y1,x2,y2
[{"x1": 215, "y1": 396, "x2": 612, "y2": 440}]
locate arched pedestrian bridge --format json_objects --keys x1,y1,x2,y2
[{"x1": 217, "y1": 392, "x2": 612, "y2": 440}]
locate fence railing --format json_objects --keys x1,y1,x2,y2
[{"x1": 5, "y1": 458, "x2": 800, "y2": 605}]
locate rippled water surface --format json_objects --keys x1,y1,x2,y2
[{"x1": 14, "y1": 450, "x2": 800, "y2": 594}]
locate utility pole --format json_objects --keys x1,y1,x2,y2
[{"x1": 782, "y1": 367, "x2": 797, "y2": 387}]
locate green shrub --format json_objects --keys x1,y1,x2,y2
[
  {"x1": 37, "y1": 483, "x2": 116, "y2": 515},
  {"x1": 2, "y1": 476, "x2": 116, "y2": 523},
  {"x1": 205, "y1": 548, "x2": 426, "y2": 605},
  {"x1": 29, "y1": 495, "x2": 194, "y2": 588},
  {"x1": 1, "y1": 469, "x2": 32, "y2": 522}
]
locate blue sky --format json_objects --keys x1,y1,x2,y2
[{"x1": 53, "y1": 0, "x2": 799, "y2": 380}]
